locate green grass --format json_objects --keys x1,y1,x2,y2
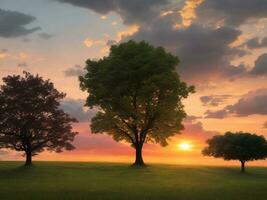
[{"x1": 0, "y1": 162, "x2": 267, "y2": 200}]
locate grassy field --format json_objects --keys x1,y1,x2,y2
[{"x1": 0, "y1": 162, "x2": 267, "y2": 200}]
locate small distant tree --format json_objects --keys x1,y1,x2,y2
[
  {"x1": 0, "y1": 72, "x2": 78, "y2": 166},
  {"x1": 202, "y1": 132, "x2": 267, "y2": 172},
  {"x1": 80, "y1": 40, "x2": 194, "y2": 166}
]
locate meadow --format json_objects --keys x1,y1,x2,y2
[{"x1": 0, "y1": 162, "x2": 267, "y2": 200}]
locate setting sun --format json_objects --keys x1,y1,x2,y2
[{"x1": 178, "y1": 142, "x2": 193, "y2": 151}]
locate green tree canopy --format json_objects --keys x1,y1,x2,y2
[
  {"x1": 202, "y1": 132, "x2": 267, "y2": 172},
  {"x1": 0, "y1": 72, "x2": 78, "y2": 166},
  {"x1": 80, "y1": 40, "x2": 194, "y2": 166}
]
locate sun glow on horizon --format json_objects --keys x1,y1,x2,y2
[{"x1": 178, "y1": 141, "x2": 193, "y2": 151}]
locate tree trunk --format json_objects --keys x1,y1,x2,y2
[
  {"x1": 240, "y1": 161, "x2": 245, "y2": 173},
  {"x1": 25, "y1": 152, "x2": 32, "y2": 166},
  {"x1": 133, "y1": 143, "x2": 145, "y2": 167}
]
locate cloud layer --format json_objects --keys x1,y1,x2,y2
[
  {"x1": 64, "y1": 65, "x2": 86, "y2": 77},
  {"x1": 55, "y1": 0, "x2": 169, "y2": 25},
  {"x1": 200, "y1": 95, "x2": 232, "y2": 107},
  {"x1": 246, "y1": 37, "x2": 267, "y2": 49},
  {"x1": 0, "y1": 8, "x2": 40, "y2": 38},
  {"x1": 205, "y1": 88, "x2": 267, "y2": 118},
  {"x1": 250, "y1": 54, "x2": 267, "y2": 76},
  {"x1": 60, "y1": 99, "x2": 97, "y2": 122},
  {"x1": 54, "y1": 0, "x2": 267, "y2": 83},
  {"x1": 197, "y1": 0, "x2": 267, "y2": 26},
  {"x1": 129, "y1": 20, "x2": 247, "y2": 81}
]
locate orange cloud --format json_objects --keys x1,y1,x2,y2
[
  {"x1": 229, "y1": 33, "x2": 251, "y2": 48},
  {"x1": 161, "y1": 10, "x2": 174, "y2": 17},
  {"x1": 100, "y1": 46, "x2": 110, "y2": 55},
  {"x1": 0, "y1": 51, "x2": 31, "y2": 61},
  {"x1": 175, "y1": 0, "x2": 204, "y2": 28},
  {"x1": 0, "y1": 52, "x2": 9, "y2": 59},
  {"x1": 117, "y1": 25, "x2": 139, "y2": 40},
  {"x1": 100, "y1": 15, "x2": 107, "y2": 20},
  {"x1": 19, "y1": 52, "x2": 29, "y2": 59},
  {"x1": 84, "y1": 38, "x2": 105, "y2": 48}
]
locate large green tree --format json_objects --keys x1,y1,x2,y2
[
  {"x1": 80, "y1": 40, "x2": 194, "y2": 166},
  {"x1": 202, "y1": 132, "x2": 267, "y2": 172},
  {"x1": 0, "y1": 72, "x2": 78, "y2": 166}
]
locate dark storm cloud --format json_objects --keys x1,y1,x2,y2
[
  {"x1": 246, "y1": 37, "x2": 267, "y2": 49},
  {"x1": 64, "y1": 65, "x2": 86, "y2": 77},
  {"x1": 128, "y1": 17, "x2": 247, "y2": 81},
  {"x1": 197, "y1": 0, "x2": 267, "y2": 26},
  {"x1": 200, "y1": 95, "x2": 232, "y2": 107},
  {"x1": 0, "y1": 9, "x2": 40, "y2": 38},
  {"x1": 55, "y1": 0, "x2": 169, "y2": 25},
  {"x1": 250, "y1": 54, "x2": 267, "y2": 76},
  {"x1": 60, "y1": 99, "x2": 97, "y2": 122},
  {"x1": 205, "y1": 88, "x2": 267, "y2": 118}
]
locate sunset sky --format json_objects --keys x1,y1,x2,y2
[{"x1": 0, "y1": 0, "x2": 267, "y2": 166}]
